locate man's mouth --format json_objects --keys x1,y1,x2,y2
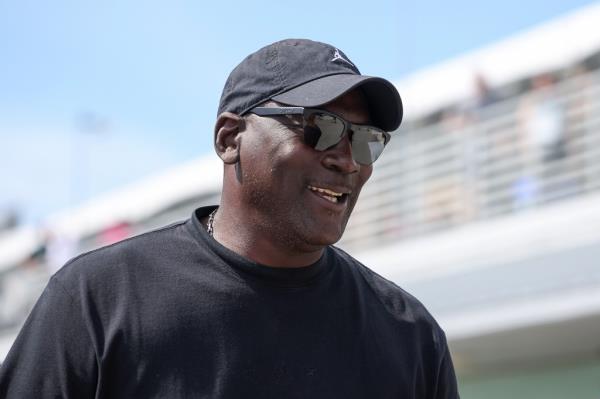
[{"x1": 307, "y1": 185, "x2": 350, "y2": 204}]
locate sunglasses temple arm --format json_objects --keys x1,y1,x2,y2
[{"x1": 249, "y1": 107, "x2": 305, "y2": 116}]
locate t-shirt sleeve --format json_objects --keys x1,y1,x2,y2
[
  {"x1": 0, "y1": 276, "x2": 98, "y2": 398},
  {"x1": 433, "y1": 332, "x2": 461, "y2": 399}
]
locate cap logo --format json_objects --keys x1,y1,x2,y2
[{"x1": 331, "y1": 48, "x2": 355, "y2": 68}]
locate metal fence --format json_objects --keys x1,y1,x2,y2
[{"x1": 339, "y1": 69, "x2": 600, "y2": 252}]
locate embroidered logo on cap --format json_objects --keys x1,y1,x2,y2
[{"x1": 331, "y1": 49, "x2": 355, "y2": 68}]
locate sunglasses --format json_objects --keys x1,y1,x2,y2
[{"x1": 248, "y1": 107, "x2": 391, "y2": 165}]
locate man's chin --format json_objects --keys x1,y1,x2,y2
[{"x1": 305, "y1": 227, "x2": 345, "y2": 247}]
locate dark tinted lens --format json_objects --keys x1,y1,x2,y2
[
  {"x1": 303, "y1": 125, "x2": 321, "y2": 148},
  {"x1": 301, "y1": 110, "x2": 388, "y2": 165},
  {"x1": 351, "y1": 126, "x2": 388, "y2": 165},
  {"x1": 309, "y1": 113, "x2": 346, "y2": 151}
]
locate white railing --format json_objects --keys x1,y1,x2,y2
[{"x1": 339, "y1": 70, "x2": 600, "y2": 251}]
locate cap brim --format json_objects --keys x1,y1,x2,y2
[{"x1": 272, "y1": 74, "x2": 403, "y2": 131}]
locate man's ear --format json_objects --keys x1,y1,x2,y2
[{"x1": 214, "y1": 112, "x2": 245, "y2": 164}]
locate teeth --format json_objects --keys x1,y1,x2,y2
[
  {"x1": 308, "y1": 185, "x2": 344, "y2": 197},
  {"x1": 322, "y1": 195, "x2": 338, "y2": 203}
]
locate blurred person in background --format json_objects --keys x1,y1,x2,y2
[
  {"x1": 515, "y1": 72, "x2": 568, "y2": 209},
  {"x1": 97, "y1": 220, "x2": 132, "y2": 246},
  {"x1": 519, "y1": 73, "x2": 567, "y2": 163},
  {"x1": 0, "y1": 39, "x2": 459, "y2": 398},
  {"x1": 44, "y1": 229, "x2": 78, "y2": 275}
]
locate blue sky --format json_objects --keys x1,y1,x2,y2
[{"x1": 1, "y1": 0, "x2": 598, "y2": 224}]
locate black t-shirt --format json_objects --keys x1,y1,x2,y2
[{"x1": 0, "y1": 206, "x2": 459, "y2": 398}]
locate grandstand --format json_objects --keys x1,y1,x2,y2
[{"x1": 1, "y1": 3, "x2": 600, "y2": 397}]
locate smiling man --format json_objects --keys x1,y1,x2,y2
[
  {"x1": 213, "y1": 90, "x2": 374, "y2": 266},
  {"x1": 0, "y1": 39, "x2": 459, "y2": 398}
]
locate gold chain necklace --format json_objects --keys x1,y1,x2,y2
[{"x1": 206, "y1": 209, "x2": 217, "y2": 237}]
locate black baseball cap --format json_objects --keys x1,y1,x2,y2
[{"x1": 218, "y1": 39, "x2": 403, "y2": 132}]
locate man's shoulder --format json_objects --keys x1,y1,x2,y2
[
  {"x1": 330, "y1": 245, "x2": 419, "y2": 303},
  {"x1": 53, "y1": 220, "x2": 190, "y2": 291},
  {"x1": 331, "y1": 246, "x2": 445, "y2": 335}
]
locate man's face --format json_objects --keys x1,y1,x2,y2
[{"x1": 237, "y1": 89, "x2": 373, "y2": 250}]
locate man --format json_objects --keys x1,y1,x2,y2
[{"x1": 0, "y1": 39, "x2": 459, "y2": 398}]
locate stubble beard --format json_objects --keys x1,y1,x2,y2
[{"x1": 246, "y1": 184, "x2": 360, "y2": 254}]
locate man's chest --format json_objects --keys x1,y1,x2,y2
[{"x1": 95, "y1": 287, "x2": 429, "y2": 398}]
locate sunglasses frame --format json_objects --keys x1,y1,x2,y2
[{"x1": 248, "y1": 106, "x2": 391, "y2": 165}]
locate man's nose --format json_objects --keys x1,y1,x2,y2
[{"x1": 321, "y1": 134, "x2": 359, "y2": 174}]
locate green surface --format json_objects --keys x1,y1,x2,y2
[{"x1": 459, "y1": 360, "x2": 600, "y2": 399}]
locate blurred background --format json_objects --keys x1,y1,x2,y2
[{"x1": 1, "y1": 0, "x2": 600, "y2": 397}]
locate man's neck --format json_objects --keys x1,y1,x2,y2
[{"x1": 207, "y1": 204, "x2": 325, "y2": 268}]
